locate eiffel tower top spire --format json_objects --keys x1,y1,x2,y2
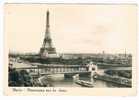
[
  {"x1": 46, "y1": 10, "x2": 49, "y2": 27},
  {"x1": 45, "y1": 10, "x2": 50, "y2": 39}
]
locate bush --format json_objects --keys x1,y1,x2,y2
[{"x1": 9, "y1": 67, "x2": 33, "y2": 87}]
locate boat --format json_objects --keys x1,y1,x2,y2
[
  {"x1": 17, "y1": 60, "x2": 22, "y2": 63},
  {"x1": 75, "y1": 80, "x2": 94, "y2": 87}
]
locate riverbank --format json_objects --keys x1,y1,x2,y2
[{"x1": 93, "y1": 74, "x2": 131, "y2": 87}]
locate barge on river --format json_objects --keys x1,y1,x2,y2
[
  {"x1": 75, "y1": 80, "x2": 94, "y2": 87},
  {"x1": 93, "y1": 74, "x2": 131, "y2": 87}
]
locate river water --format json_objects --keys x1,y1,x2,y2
[{"x1": 40, "y1": 74, "x2": 126, "y2": 88}]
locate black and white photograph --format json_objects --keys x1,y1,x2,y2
[{"x1": 4, "y1": 3, "x2": 137, "y2": 95}]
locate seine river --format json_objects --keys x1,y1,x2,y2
[
  {"x1": 12, "y1": 61, "x2": 130, "y2": 88},
  {"x1": 39, "y1": 74, "x2": 126, "y2": 88}
]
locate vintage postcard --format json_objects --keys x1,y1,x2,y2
[{"x1": 4, "y1": 3, "x2": 137, "y2": 96}]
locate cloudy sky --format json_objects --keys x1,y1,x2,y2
[{"x1": 5, "y1": 4, "x2": 137, "y2": 54}]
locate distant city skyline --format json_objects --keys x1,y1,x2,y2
[{"x1": 5, "y1": 4, "x2": 137, "y2": 54}]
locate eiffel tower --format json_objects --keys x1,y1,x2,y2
[{"x1": 40, "y1": 10, "x2": 56, "y2": 58}]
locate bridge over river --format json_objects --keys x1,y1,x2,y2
[
  {"x1": 13, "y1": 63, "x2": 92, "y2": 78},
  {"x1": 11, "y1": 62, "x2": 132, "y2": 78}
]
